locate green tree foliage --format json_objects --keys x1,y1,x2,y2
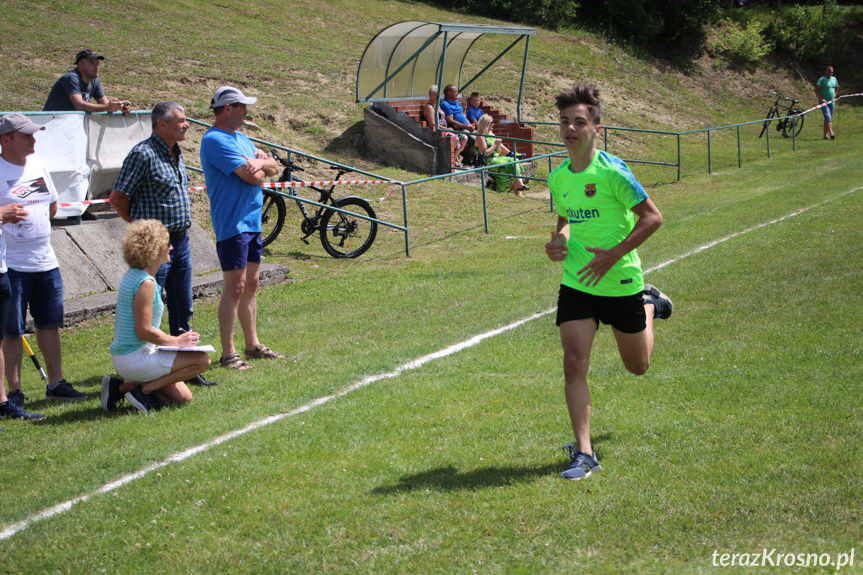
[
  {"x1": 575, "y1": 0, "x2": 720, "y2": 63},
  {"x1": 709, "y1": 18, "x2": 773, "y2": 67},
  {"x1": 766, "y1": 0, "x2": 842, "y2": 61},
  {"x1": 426, "y1": 0, "x2": 719, "y2": 63},
  {"x1": 424, "y1": 0, "x2": 579, "y2": 30}
]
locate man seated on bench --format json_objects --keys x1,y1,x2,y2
[
  {"x1": 440, "y1": 85, "x2": 477, "y2": 167},
  {"x1": 422, "y1": 85, "x2": 467, "y2": 167}
]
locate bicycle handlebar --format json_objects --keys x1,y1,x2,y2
[
  {"x1": 270, "y1": 150, "x2": 303, "y2": 171},
  {"x1": 766, "y1": 89, "x2": 799, "y2": 103},
  {"x1": 270, "y1": 150, "x2": 354, "y2": 176}
]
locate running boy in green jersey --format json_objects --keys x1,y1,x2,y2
[{"x1": 544, "y1": 83, "x2": 673, "y2": 480}]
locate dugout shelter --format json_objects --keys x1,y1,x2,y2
[{"x1": 356, "y1": 21, "x2": 536, "y2": 174}]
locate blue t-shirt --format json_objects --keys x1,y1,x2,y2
[
  {"x1": 110, "y1": 268, "x2": 162, "y2": 356},
  {"x1": 200, "y1": 128, "x2": 263, "y2": 242},
  {"x1": 43, "y1": 69, "x2": 105, "y2": 112},
  {"x1": 548, "y1": 150, "x2": 649, "y2": 297},
  {"x1": 440, "y1": 98, "x2": 468, "y2": 126},
  {"x1": 466, "y1": 105, "x2": 483, "y2": 124}
]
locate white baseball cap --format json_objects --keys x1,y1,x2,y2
[{"x1": 209, "y1": 86, "x2": 258, "y2": 108}]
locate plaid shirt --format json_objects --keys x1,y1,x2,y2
[{"x1": 113, "y1": 133, "x2": 191, "y2": 232}]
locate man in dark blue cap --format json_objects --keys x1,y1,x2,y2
[{"x1": 43, "y1": 49, "x2": 132, "y2": 113}]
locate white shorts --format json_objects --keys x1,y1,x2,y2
[{"x1": 112, "y1": 343, "x2": 177, "y2": 383}]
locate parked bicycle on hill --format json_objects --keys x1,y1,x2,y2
[
  {"x1": 759, "y1": 90, "x2": 804, "y2": 139},
  {"x1": 260, "y1": 152, "x2": 378, "y2": 259}
]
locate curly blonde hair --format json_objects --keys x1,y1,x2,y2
[{"x1": 122, "y1": 219, "x2": 169, "y2": 269}]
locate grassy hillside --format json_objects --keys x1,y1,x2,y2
[{"x1": 1, "y1": 0, "x2": 816, "y2": 164}]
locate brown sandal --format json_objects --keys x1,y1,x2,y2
[
  {"x1": 220, "y1": 352, "x2": 251, "y2": 370},
  {"x1": 244, "y1": 344, "x2": 284, "y2": 360}
]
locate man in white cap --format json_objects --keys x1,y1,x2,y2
[
  {"x1": 200, "y1": 86, "x2": 283, "y2": 370},
  {"x1": 43, "y1": 49, "x2": 131, "y2": 113},
  {"x1": 0, "y1": 114, "x2": 85, "y2": 413}
]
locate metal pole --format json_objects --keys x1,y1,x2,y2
[
  {"x1": 481, "y1": 172, "x2": 489, "y2": 234},
  {"x1": 707, "y1": 130, "x2": 712, "y2": 174},
  {"x1": 677, "y1": 134, "x2": 681, "y2": 181},
  {"x1": 766, "y1": 119, "x2": 771, "y2": 158},
  {"x1": 516, "y1": 35, "x2": 530, "y2": 124},
  {"x1": 401, "y1": 184, "x2": 410, "y2": 257},
  {"x1": 737, "y1": 125, "x2": 742, "y2": 168},
  {"x1": 792, "y1": 116, "x2": 797, "y2": 151}
]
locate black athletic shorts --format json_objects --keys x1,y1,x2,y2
[{"x1": 555, "y1": 284, "x2": 646, "y2": 334}]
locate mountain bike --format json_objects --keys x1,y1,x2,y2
[
  {"x1": 261, "y1": 152, "x2": 378, "y2": 259},
  {"x1": 759, "y1": 90, "x2": 804, "y2": 139}
]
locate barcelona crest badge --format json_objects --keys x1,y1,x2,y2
[{"x1": 584, "y1": 184, "x2": 596, "y2": 198}]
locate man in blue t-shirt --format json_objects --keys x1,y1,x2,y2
[
  {"x1": 440, "y1": 85, "x2": 476, "y2": 164},
  {"x1": 200, "y1": 86, "x2": 283, "y2": 370},
  {"x1": 439, "y1": 85, "x2": 472, "y2": 132},
  {"x1": 43, "y1": 49, "x2": 131, "y2": 114}
]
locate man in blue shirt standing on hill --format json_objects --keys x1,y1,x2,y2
[
  {"x1": 200, "y1": 86, "x2": 283, "y2": 371},
  {"x1": 814, "y1": 65, "x2": 839, "y2": 140}
]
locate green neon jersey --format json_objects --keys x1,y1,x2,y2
[{"x1": 549, "y1": 150, "x2": 648, "y2": 296}]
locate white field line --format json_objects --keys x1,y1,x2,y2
[{"x1": 1, "y1": 188, "x2": 858, "y2": 542}]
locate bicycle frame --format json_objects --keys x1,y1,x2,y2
[
  {"x1": 262, "y1": 151, "x2": 378, "y2": 258},
  {"x1": 276, "y1": 163, "x2": 346, "y2": 234}
]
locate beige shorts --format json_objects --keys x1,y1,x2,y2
[{"x1": 112, "y1": 343, "x2": 177, "y2": 383}]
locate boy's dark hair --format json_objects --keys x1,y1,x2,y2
[
  {"x1": 555, "y1": 83, "x2": 601, "y2": 124},
  {"x1": 469, "y1": 92, "x2": 480, "y2": 99}
]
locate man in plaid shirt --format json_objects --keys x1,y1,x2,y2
[{"x1": 109, "y1": 101, "x2": 217, "y2": 387}]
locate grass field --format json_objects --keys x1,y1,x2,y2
[
  {"x1": 1, "y1": 113, "x2": 861, "y2": 572},
  {"x1": 2, "y1": 1, "x2": 863, "y2": 572}
]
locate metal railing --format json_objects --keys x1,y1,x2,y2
[{"x1": 524, "y1": 106, "x2": 817, "y2": 182}]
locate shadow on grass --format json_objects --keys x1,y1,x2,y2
[
  {"x1": 371, "y1": 463, "x2": 561, "y2": 494},
  {"x1": 372, "y1": 433, "x2": 613, "y2": 493}
]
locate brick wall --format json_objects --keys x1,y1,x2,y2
[{"x1": 388, "y1": 98, "x2": 534, "y2": 170}]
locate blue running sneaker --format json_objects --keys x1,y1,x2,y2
[
  {"x1": 101, "y1": 375, "x2": 125, "y2": 412},
  {"x1": 643, "y1": 284, "x2": 673, "y2": 320},
  {"x1": 560, "y1": 444, "x2": 601, "y2": 480},
  {"x1": 46, "y1": 380, "x2": 86, "y2": 401},
  {"x1": 7, "y1": 389, "x2": 26, "y2": 408},
  {"x1": 0, "y1": 400, "x2": 44, "y2": 421},
  {"x1": 124, "y1": 384, "x2": 161, "y2": 414}
]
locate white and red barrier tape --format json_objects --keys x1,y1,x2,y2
[
  {"x1": 797, "y1": 93, "x2": 863, "y2": 116},
  {"x1": 59, "y1": 180, "x2": 402, "y2": 208},
  {"x1": 189, "y1": 179, "x2": 398, "y2": 192},
  {"x1": 57, "y1": 198, "x2": 112, "y2": 208}
]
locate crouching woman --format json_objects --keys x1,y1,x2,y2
[{"x1": 103, "y1": 220, "x2": 210, "y2": 413}]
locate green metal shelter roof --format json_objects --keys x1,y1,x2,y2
[{"x1": 356, "y1": 21, "x2": 536, "y2": 110}]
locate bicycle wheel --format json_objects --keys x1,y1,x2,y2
[
  {"x1": 783, "y1": 109, "x2": 804, "y2": 138},
  {"x1": 261, "y1": 191, "x2": 286, "y2": 248},
  {"x1": 319, "y1": 197, "x2": 378, "y2": 259},
  {"x1": 759, "y1": 107, "x2": 776, "y2": 138}
]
